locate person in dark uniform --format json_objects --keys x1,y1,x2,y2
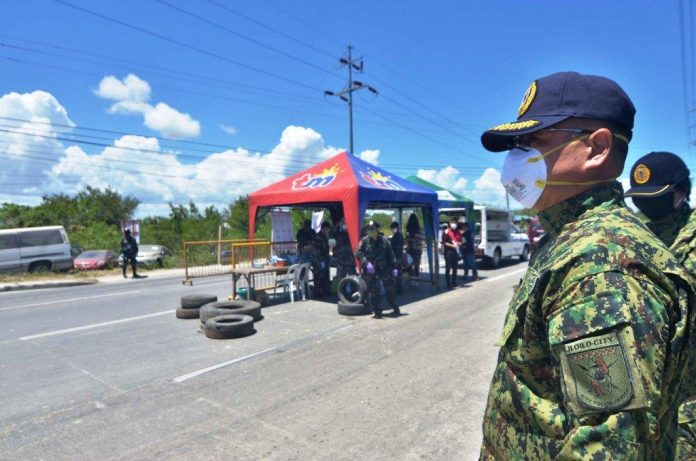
[
  {"x1": 389, "y1": 221, "x2": 404, "y2": 294},
  {"x1": 333, "y1": 217, "x2": 356, "y2": 279},
  {"x1": 441, "y1": 218, "x2": 462, "y2": 289},
  {"x1": 296, "y1": 219, "x2": 315, "y2": 263},
  {"x1": 460, "y1": 222, "x2": 478, "y2": 281},
  {"x1": 355, "y1": 221, "x2": 399, "y2": 319},
  {"x1": 120, "y1": 229, "x2": 140, "y2": 279},
  {"x1": 313, "y1": 221, "x2": 331, "y2": 297},
  {"x1": 405, "y1": 213, "x2": 423, "y2": 278}
]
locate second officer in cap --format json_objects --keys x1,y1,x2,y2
[
  {"x1": 354, "y1": 220, "x2": 399, "y2": 318},
  {"x1": 625, "y1": 151, "x2": 696, "y2": 459}
]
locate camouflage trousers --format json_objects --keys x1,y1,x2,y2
[
  {"x1": 363, "y1": 271, "x2": 396, "y2": 312},
  {"x1": 676, "y1": 398, "x2": 696, "y2": 459}
]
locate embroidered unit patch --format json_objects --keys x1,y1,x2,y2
[
  {"x1": 563, "y1": 330, "x2": 633, "y2": 412},
  {"x1": 633, "y1": 164, "x2": 651, "y2": 185},
  {"x1": 517, "y1": 80, "x2": 537, "y2": 117}
]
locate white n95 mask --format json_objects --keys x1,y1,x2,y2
[{"x1": 500, "y1": 133, "x2": 615, "y2": 210}]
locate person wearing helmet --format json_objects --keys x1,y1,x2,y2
[{"x1": 354, "y1": 220, "x2": 399, "y2": 318}]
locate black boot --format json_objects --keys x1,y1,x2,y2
[
  {"x1": 373, "y1": 309, "x2": 382, "y2": 319},
  {"x1": 393, "y1": 307, "x2": 400, "y2": 316}
]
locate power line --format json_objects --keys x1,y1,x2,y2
[
  {"x1": 203, "y1": 0, "x2": 336, "y2": 60},
  {"x1": 50, "y1": 0, "x2": 323, "y2": 92}
]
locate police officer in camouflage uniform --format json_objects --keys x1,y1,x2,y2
[
  {"x1": 355, "y1": 220, "x2": 400, "y2": 319},
  {"x1": 478, "y1": 71, "x2": 696, "y2": 459},
  {"x1": 625, "y1": 152, "x2": 696, "y2": 459}
]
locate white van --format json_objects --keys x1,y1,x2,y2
[
  {"x1": 0, "y1": 226, "x2": 73, "y2": 273},
  {"x1": 474, "y1": 206, "x2": 529, "y2": 267}
]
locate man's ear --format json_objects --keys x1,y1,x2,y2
[{"x1": 585, "y1": 128, "x2": 613, "y2": 170}]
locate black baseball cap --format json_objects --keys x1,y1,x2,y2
[
  {"x1": 366, "y1": 220, "x2": 380, "y2": 229},
  {"x1": 481, "y1": 71, "x2": 636, "y2": 152},
  {"x1": 625, "y1": 152, "x2": 690, "y2": 198}
]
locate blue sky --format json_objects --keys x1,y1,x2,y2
[{"x1": 0, "y1": 0, "x2": 692, "y2": 216}]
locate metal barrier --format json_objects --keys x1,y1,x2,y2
[{"x1": 182, "y1": 239, "x2": 297, "y2": 285}]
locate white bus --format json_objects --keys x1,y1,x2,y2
[{"x1": 0, "y1": 226, "x2": 73, "y2": 273}]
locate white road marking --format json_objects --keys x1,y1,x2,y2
[
  {"x1": 173, "y1": 324, "x2": 353, "y2": 383},
  {"x1": 18, "y1": 310, "x2": 173, "y2": 341},
  {"x1": 483, "y1": 267, "x2": 528, "y2": 283},
  {"x1": 0, "y1": 290, "x2": 142, "y2": 312}
]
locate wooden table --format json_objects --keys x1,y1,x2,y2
[{"x1": 231, "y1": 265, "x2": 289, "y2": 301}]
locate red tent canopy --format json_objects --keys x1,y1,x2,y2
[{"x1": 248, "y1": 151, "x2": 439, "y2": 251}]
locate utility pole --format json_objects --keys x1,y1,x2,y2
[{"x1": 324, "y1": 45, "x2": 377, "y2": 155}]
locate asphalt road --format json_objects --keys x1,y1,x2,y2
[{"x1": 0, "y1": 261, "x2": 529, "y2": 460}]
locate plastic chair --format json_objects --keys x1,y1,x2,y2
[
  {"x1": 296, "y1": 263, "x2": 313, "y2": 301},
  {"x1": 275, "y1": 263, "x2": 300, "y2": 302}
]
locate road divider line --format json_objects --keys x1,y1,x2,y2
[
  {"x1": 0, "y1": 290, "x2": 142, "y2": 312},
  {"x1": 173, "y1": 324, "x2": 353, "y2": 383},
  {"x1": 483, "y1": 267, "x2": 528, "y2": 283},
  {"x1": 18, "y1": 310, "x2": 173, "y2": 341}
]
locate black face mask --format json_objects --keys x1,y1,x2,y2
[{"x1": 633, "y1": 192, "x2": 675, "y2": 221}]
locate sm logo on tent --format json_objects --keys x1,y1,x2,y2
[
  {"x1": 360, "y1": 169, "x2": 406, "y2": 191},
  {"x1": 292, "y1": 164, "x2": 341, "y2": 190}
]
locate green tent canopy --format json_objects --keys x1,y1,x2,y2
[{"x1": 406, "y1": 176, "x2": 474, "y2": 212}]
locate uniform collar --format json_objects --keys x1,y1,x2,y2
[
  {"x1": 647, "y1": 201, "x2": 692, "y2": 248},
  {"x1": 538, "y1": 182, "x2": 624, "y2": 237}
]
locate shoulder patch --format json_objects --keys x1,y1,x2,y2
[{"x1": 561, "y1": 330, "x2": 634, "y2": 413}]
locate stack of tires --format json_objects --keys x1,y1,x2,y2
[
  {"x1": 199, "y1": 300, "x2": 262, "y2": 339},
  {"x1": 337, "y1": 276, "x2": 371, "y2": 316}
]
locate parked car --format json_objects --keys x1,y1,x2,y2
[
  {"x1": 119, "y1": 244, "x2": 173, "y2": 268},
  {"x1": 73, "y1": 250, "x2": 119, "y2": 270},
  {"x1": 0, "y1": 226, "x2": 73, "y2": 273}
]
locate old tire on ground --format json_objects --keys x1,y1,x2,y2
[
  {"x1": 337, "y1": 276, "x2": 367, "y2": 304},
  {"x1": 181, "y1": 294, "x2": 218, "y2": 309},
  {"x1": 337, "y1": 301, "x2": 371, "y2": 316},
  {"x1": 204, "y1": 314, "x2": 255, "y2": 339},
  {"x1": 176, "y1": 307, "x2": 200, "y2": 319},
  {"x1": 200, "y1": 300, "x2": 262, "y2": 323}
]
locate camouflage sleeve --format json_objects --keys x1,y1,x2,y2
[{"x1": 545, "y1": 270, "x2": 675, "y2": 459}]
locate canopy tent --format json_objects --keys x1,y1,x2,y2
[
  {"x1": 405, "y1": 176, "x2": 475, "y2": 215},
  {"x1": 248, "y1": 151, "x2": 440, "y2": 283}
]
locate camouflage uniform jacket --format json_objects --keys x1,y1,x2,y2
[
  {"x1": 480, "y1": 184, "x2": 695, "y2": 460},
  {"x1": 354, "y1": 235, "x2": 396, "y2": 274}
]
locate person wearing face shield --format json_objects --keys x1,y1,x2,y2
[
  {"x1": 478, "y1": 71, "x2": 696, "y2": 460},
  {"x1": 625, "y1": 152, "x2": 696, "y2": 459},
  {"x1": 354, "y1": 220, "x2": 399, "y2": 319}
]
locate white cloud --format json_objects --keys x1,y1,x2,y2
[
  {"x1": 468, "y1": 168, "x2": 507, "y2": 207},
  {"x1": 96, "y1": 74, "x2": 201, "y2": 140},
  {"x1": 417, "y1": 165, "x2": 468, "y2": 191},
  {"x1": 358, "y1": 149, "x2": 380, "y2": 165},
  {"x1": 143, "y1": 103, "x2": 200, "y2": 139},
  {"x1": 220, "y1": 124, "x2": 237, "y2": 135},
  {"x1": 0, "y1": 90, "x2": 75, "y2": 204},
  {"x1": 94, "y1": 74, "x2": 151, "y2": 102}
]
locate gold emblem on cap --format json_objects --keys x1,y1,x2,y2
[
  {"x1": 634, "y1": 164, "x2": 651, "y2": 184},
  {"x1": 489, "y1": 120, "x2": 541, "y2": 132},
  {"x1": 517, "y1": 80, "x2": 537, "y2": 117}
]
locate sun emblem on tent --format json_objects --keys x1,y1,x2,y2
[
  {"x1": 292, "y1": 164, "x2": 341, "y2": 190},
  {"x1": 360, "y1": 168, "x2": 406, "y2": 191}
]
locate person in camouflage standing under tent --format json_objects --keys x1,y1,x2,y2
[
  {"x1": 333, "y1": 217, "x2": 356, "y2": 279},
  {"x1": 478, "y1": 71, "x2": 696, "y2": 459},
  {"x1": 355, "y1": 220, "x2": 399, "y2": 319},
  {"x1": 625, "y1": 151, "x2": 696, "y2": 459}
]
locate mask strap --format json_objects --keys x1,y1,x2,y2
[
  {"x1": 526, "y1": 134, "x2": 592, "y2": 164},
  {"x1": 535, "y1": 177, "x2": 617, "y2": 188}
]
